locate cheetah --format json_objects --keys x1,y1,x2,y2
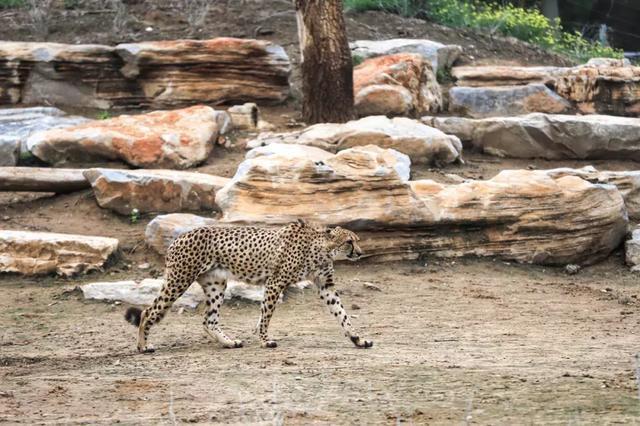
[{"x1": 125, "y1": 220, "x2": 373, "y2": 352}]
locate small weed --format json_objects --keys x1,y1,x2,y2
[
  {"x1": 352, "y1": 53, "x2": 366, "y2": 67},
  {"x1": 130, "y1": 208, "x2": 140, "y2": 224},
  {"x1": 436, "y1": 67, "x2": 453, "y2": 84},
  {"x1": 96, "y1": 110, "x2": 111, "y2": 120}
]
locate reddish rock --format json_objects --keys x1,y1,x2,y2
[
  {"x1": 27, "y1": 106, "x2": 230, "y2": 169},
  {"x1": 354, "y1": 53, "x2": 442, "y2": 117}
]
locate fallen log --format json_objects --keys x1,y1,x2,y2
[{"x1": 0, "y1": 167, "x2": 90, "y2": 192}]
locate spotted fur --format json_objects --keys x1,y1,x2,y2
[{"x1": 125, "y1": 220, "x2": 373, "y2": 352}]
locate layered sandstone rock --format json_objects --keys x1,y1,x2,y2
[
  {"x1": 448, "y1": 84, "x2": 571, "y2": 118},
  {"x1": 554, "y1": 65, "x2": 640, "y2": 116},
  {"x1": 354, "y1": 53, "x2": 442, "y2": 117},
  {"x1": 543, "y1": 166, "x2": 640, "y2": 219},
  {"x1": 83, "y1": 168, "x2": 229, "y2": 215},
  {"x1": 210, "y1": 149, "x2": 627, "y2": 266},
  {"x1": 0, "y1": 38, "x2": 290, "y2": 109},
  {"x1": 422, "y1": 113, "x2": 640, "y2": 161},
  {"x1": 0, "y1": 230, "x2": 118, "y2": 276},
  {"x1": 350, "y1": 39, "x2": 462, "y2": 72},
  {"x1": 0, "y1": 107, "x2": 89, "y2": 166},
  {"x1": 451, "y1": 65, "x2": 567, "y2": 87},
  {"x1": 246, "y1": 116, "x2": 462, "y2": 166},
  {"x1": 27, "y1": 106, "x2": 229, "y2": 169},
  {"x1": 451, "y1": 63, "x2": 640, "y2": 116}
]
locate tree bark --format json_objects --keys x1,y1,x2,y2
[{"x1": 294, "y1": 0, "x2": 355, "y2": 124}]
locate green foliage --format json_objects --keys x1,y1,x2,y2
[
  {"x1": 130, "y1": 208, "x2": 140, "y2": 224},
  {"x1": 96, "y1": 110, "x2": 112, "y2": 120},
  {"x1": 436, "y1": 67, "x2": 453, "y2": 84},
  {"x1": 352, "y1": 53, "x2": 366, "y2": 66},
  {"x1": 344, "y1": 0, "x2": 427, "y2": 17},
  {"x1": 0, "y1": 0, "x2": 24, "y2": 8},
  {"x1": 344, "y1": 0, "x2": 624, "y2": 63},
  {"x1": 63, "y1": 0, "x2": 81, "y2": 9}
]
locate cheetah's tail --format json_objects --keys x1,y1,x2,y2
[{"x1": 124, "y1": 307, "x2": 142, "y2": 327}]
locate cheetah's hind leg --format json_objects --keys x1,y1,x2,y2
[
  {"x1": 125, "y1": 273, "x2": 195, "y2": 353},
  {"x1": 199, "y1": 270, "x2": 243, "y2": 349}
]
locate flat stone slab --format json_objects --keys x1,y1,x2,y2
[
  {"x1": 27, "y1": 106, "x2": 230, "y2": 169},
  {"x1": 83, "y1": 168, "x2": 229, "y2": 215},
  {"x1": 448, "y1": 84, "x2": 571, "y2": 118},
  {"x1": 0, "y1": 230, "x2": 118, "y2": 276},
  {"x1": 80, "y1": 278, "x2": 280, "y2": 307},
  {"x1": 422, "y1": 113, "x2": 640, "y2": 161},
  {"x1": 0, "y1": 38, "x2": 290, "y2": 110},
  {"x1": 246, "y1": 115, "x2": 462, "y2": 166},
  {"x1": 350, "y1": 39, "x2": 462, "y2": 72},
  {"x1": 0, "y1": 167, "x2": 89, "y2": 192},
  {"x1": 0, "y1": 107, "x2": 89, "y2": 166}
]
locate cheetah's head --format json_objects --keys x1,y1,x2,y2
[{"x1": 326, "y1": 227, "x2": 362, "y2": 261}]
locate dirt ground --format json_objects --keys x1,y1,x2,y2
[{"x1": 1, "y1": 255, "x2": 640, "y2": 424}]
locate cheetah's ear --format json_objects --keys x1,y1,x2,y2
[{"x1": 297, "y1": 218, "x2": 307, "y2": 227}]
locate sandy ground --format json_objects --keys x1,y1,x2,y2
[{"x1": 1, "y1": 256, "x2": 640, "y2": 425}]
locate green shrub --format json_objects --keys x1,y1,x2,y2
[
  {"x1": 0, "y1": 0, "x2": 24, "y2": 8},
  {"x1": 345, "y1": 0, "x2": 624, "y2": 63}
]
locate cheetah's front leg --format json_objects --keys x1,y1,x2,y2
[
  {"x1": 317, "y1": 270, "x2": 373, "y2": 349},
  {"x1": 257, "y1": 278, "x2": 286, "y2": 348}
]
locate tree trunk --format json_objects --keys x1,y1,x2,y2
[
  {"x1": 541, "y1": 0, "x2": 559, "y2": 21},
  {"x1": 294, "y1": 0, "x2": 354, "y2": 124}
]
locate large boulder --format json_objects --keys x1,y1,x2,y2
[
  {"x1": 448, "y1": 84, "x2": 572, "y2": 118},
  {"x1": 0, "y1": 38, "x2": 290, "y2": 109},
  {"x1": 0, "y1": 107, "x2": 89, "y2": 166},
  {"x1": 83, "y1": 168, "x2": 229, "y2": 215},
  {"x1": 554, "y1": 65, "x2": 640, "y2": 116},
  {"x1": 350, "y1": 39, "x2": 462, "y2": 72},
  {"x1": 246, "y1": 116, "x2": 462, "y2": 166},
  {"x1": 216, "y1": 150, "x2": 627, "y2": 265},
  {"x1": 160, "y1": 151, "x2": 627, "y2": 265},
  {"x1": 0, "y1": 230, "x2": 118, "y2": 276},
  {"x1": 353, "y1": 53, "x2": 442, "y2": 116},
  {"x1": 27, "y1": 106, "x2": 230, "y2": 169},
  {"x1": 423, "y1": 113, "x2": 640, "y2": 161}
]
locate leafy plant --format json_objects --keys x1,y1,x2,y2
[
  {"x1": 344, "y1": 0, "x2": 624, "y2": 63},
  {"x1": 352, "y1": 53, "x2": 366, "y2": 66},
  {"x1": 97, "y1": 110, "x2": 111, "y2": 120},
  {"x1": 0, "y1": 0, "x2": 24, "y2": 8}
]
